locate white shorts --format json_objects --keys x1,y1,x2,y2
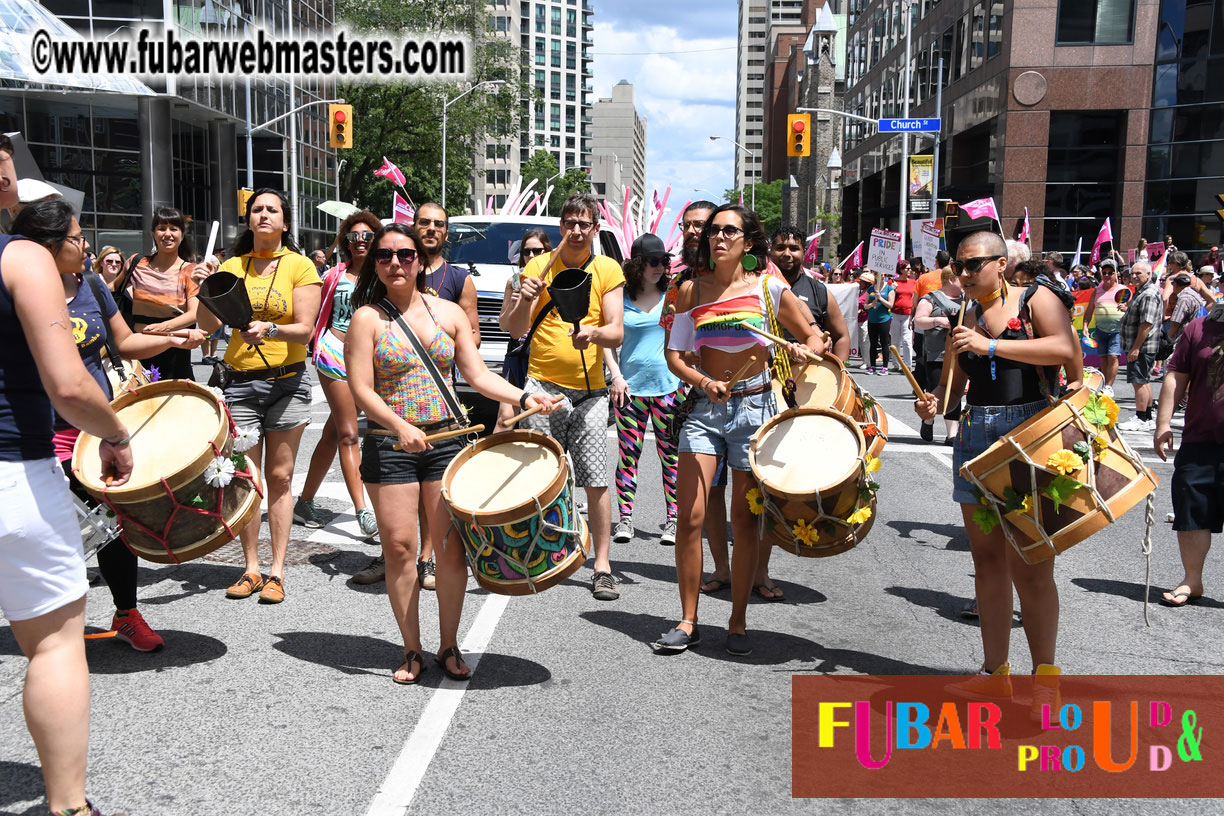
[{"x1": 0, "y1": 457, "x2": 88, "y2": 621}]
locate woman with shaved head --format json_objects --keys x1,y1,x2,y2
[{"x1": 914, "y1": 230, "x2": 1081, "y2": 719}]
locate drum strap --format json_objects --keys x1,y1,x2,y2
[
  {"x1": 84, "y1": 268, "x2": 128, "y2": 382},
  {"x1": 379, "y1": 298, "x2": 470, "y2": 427}
]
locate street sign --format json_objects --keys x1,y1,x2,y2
[{"x1": 878, "y1": 118, "x2": 941, "y2": 133}]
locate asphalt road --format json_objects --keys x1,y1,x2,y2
[{"x1": 1, "y1": 360, "x2": 1219, "y2": 815}]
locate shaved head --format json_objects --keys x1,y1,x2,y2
[{"x1": 959, "y1": 230, "x2": 1007, "y2": 259}]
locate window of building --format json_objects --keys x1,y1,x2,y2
[
  {"x1": 1056, "y1": 0, "x2": 1135, "y2": 45},
  {"x1": 987, "y1": 3, "x2": 1003, "y2": 59},
  {"x1": 970, "y1": 3, "x2": 986, "y2": 71},
  {"x1": 1045, "y1": 111, "x2": 1124, "y2": 250}
]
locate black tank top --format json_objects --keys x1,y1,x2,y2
[
  {"x1": 0, "y1": 235, "x2": 55, "y2": 461},
  {"x1": 959, "y1": 285, "x2": 1057, "y2": 407}
]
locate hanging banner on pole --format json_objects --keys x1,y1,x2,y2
[
  {"x1": 867, "y1": 228, "x2": 902, "y2": 276},
  {"x1": 908, "y1": 155, "x2": 934, "y2": 214}
]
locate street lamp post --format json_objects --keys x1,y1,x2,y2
[
  {"x1": 441, "y1": 79, "x2": 506, "y2": 210},
  {"x1": 709, "y1": 135, "x2": 757, "y2": 210}
]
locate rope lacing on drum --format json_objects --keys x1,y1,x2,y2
[
  {"x1": 447, "y1": 452, "x2": 583, "y2": 595},
  {"x1": 1142, "y1": 493, "x2": 1155, "y2": 628},
  {"x1": 753, "y1": 452, "x2": 874, "y2": 555}
]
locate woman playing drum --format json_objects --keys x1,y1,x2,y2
[
  {"x1": 914, "y1": 230, "x2": 1081, "y2": 715},
  {"x1": 661, "y1": 204, "x2": 825, "y2": 656},
  {"x1": 345, "y1": 224, "x2": 558, "y2": 684}
]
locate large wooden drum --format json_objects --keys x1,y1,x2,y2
[
  {"x1": 772, "y1": 355, "x2": 864, "y2": 421},
  {"x1": 960, "y1": 386, "x2": 1159, "y2": 564},
  {"x1": 442, "y1": 429, "x2": 590, "y2": 595},
  {"x1": 72, "y1": 380, "x2": 262, "y2": 563},
  {"x1": 749, "y1": 408, "x2": 877, "y2": 558}
]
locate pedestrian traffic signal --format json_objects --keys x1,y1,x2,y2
[
  {"x1": 329, "y1": 104, "x2": 353, "y2": 149},
  {"x1": 787, "y1": 113, "x2": 811, "y2": 157},
  {"x1": 1216, "y1": 193, "x2": 1224, "y2": 223}
]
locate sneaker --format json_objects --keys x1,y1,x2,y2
[
  {"x1": 948, "y1": 663, "x2": 1012, "y2": 700},
  {"x1": 356, "y1": 507, "x2": 378, "y2": 539},
  {"x1": 293, "y1": 498, "x2": 323, "y2": 528},
  {"x1": 652, "y1": 624, "x2": 700, "y2": 653},
  {"x1": 111, "y1": 609, "x2": 164, "y2": 652},
  {"x1": 960, "y1": 598, "x2": 979, "y2": 619},
  {"x1": 1101, "y1": 385, "x2": 1115, "y2": 397},
  {"x1": 352, "y1": 554, "x2": 386, "y2": 585},
  {"x1": 591, "y1": 570, "x2": 620, "y2": 601},
  {"x1": 920, "y1": 421, "x2": 934, "y2": 442},
  {"x1": 1118, "y1": 416, "x2": 1147, "y2": 432},
  {"x1": 612, "y1": 519, "x2": 633, "y2": 544},
  {"x1": 419, "y1": 558, "x2": 437, "y2": 590},
  {"x1": 1166, "y1": 512, "x2": 1176, "y2": 523},
  {"x1": 1031, "y1": 664, "x2": 1062, "y2": 722},
  {"x1": 1143, "y1": 417, "x2": 1157, "y2": 431},
  {"x1": 876, "y1": 367, "x2": 889, "y2": 376},
  {"x1": 660, "y1": 518, "x2": 677, "y2": 546},
  {"x1": 859, "y1": 362, "x2": 871, "y2": 370}
]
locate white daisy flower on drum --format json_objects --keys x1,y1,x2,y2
[
  {"x1": 207, "y1": 386, "x2": 226, "y2": 402},
  {"x1": 232, "y1": 425, "x2": 261, "y2": 453},
  {"x1": 204, "y1": 455, "x2": 235, "y2": 488}
]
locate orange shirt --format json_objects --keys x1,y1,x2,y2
[{"x1": 914, "y1": 269, "x2": 943, "y2": 301}]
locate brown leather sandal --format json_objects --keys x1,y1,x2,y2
[
  {"x1": 435, "y1": 646, "x2": 471, "y2": 681},
  {"x1": 394, "y1": 650, "x2": 426, "y2": 685}
]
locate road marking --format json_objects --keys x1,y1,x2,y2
[{"x1": 364, "y1": 592, "x2": 511, "y2": 816}]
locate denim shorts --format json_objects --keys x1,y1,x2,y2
[
  {"x1": 951, "y1": 400, "x2": 1047, "y2": 505},
  {"x1": 360, "y1": 434, "x2": 464, "y2": 485},
  {"x1": 1091, "y1": 328, "x2": 1122, "y2": 357},
  {"x1": 679, "y1": 371, "x2": 777, "y2": 472},
  {"x1": 224, "y1": 371, "x2": 312, "y2": 433}
]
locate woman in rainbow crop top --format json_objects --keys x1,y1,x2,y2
[
  {"x1": 346, "y1": 224, "x2": 559, "y2": 685},
  {"x1": 659, "y1": 204, "x2": 825, "y2": 657}
]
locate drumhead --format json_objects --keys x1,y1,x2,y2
[
  {"x1": 76, "y1": 387, "x2": 224, "y2": 492},
  {"x1": 447, "y1": 440, "x2": 561, "y2": 513},
  {"x1": 754, "y1": 412, "x2": 862, "y2": 492},
  {"x1": 780, "y1": 357, "x2": 842, "y2": 409}
]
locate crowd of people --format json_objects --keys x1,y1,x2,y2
[{"x1": 2, "y1": 122, "x2": 1223, "y2": 813}]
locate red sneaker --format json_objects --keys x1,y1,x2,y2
[{"x1": 111, "y1": 609, "x2": 164, "y2": 652}]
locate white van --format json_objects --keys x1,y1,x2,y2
[{"x1": 442, "y1": 214, "x2": 624, "y2": 424}]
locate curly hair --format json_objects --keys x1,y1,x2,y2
[
  {"x1": 333, "y1": 209, "x2": 383, "y2": 264},
  {"x1": 693, "y1": 204, "x2": 766, "y2": 275}
]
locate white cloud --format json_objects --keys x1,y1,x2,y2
[{"x1": 591, "y1": 19, "x2": 740, "y2": 212}]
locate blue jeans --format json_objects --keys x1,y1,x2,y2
[
  {"x1": 1091, "y1": 328, "x2": 1122, "y2": 357},
  {"x1": 951, "y1": 400, "x2": 1047, "y2": 505}
]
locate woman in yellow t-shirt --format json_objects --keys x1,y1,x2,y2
[{"x1": 198, "y1": 188, "x2": 322, "y2": 604}]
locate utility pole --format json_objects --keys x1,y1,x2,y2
[
  {"x1": 932, "y1": 57, "x2": 943, "y2": 215},
  {"x1": 899, "y1": 0, "x2": 912, "y2": 260}
]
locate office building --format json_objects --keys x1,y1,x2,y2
[
  {"x1": 0, "y1": 0, "x2": 338, "y2": 254},
  {"x1": 590, "y1": 80, "x2": 646, "y2": 205},
  {"x1": 472, "y1": 0, "x2": 594, "y2": 213},
  {"x1": 734, "y1": 0, "x2": 803, "y2": 192}
]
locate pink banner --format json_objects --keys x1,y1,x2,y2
[
  {"x1": 1089, "y1": 218, "x2": 1113, "y2": 265},
  {"x1": 374, "y1": 156, "x2": 407, "y2": 188},
  {"x1": 392, "y1": 192, "x2": 414, "y2": 225},
  {"x1": 961, "y1": 197, "x2": 999, "y2": 222}
]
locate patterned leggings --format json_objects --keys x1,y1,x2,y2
[{"x1": 614, "y1": 390, "x2": 681, "y2": 521}]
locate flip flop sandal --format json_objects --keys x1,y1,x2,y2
[
  {"x1": 394, "y1": 650, "x2": 426, "y2": 685},
  {"x1": 700, "y1": 576, "x2": 731, "y2": 595},
  {"x1": 754, "y1": 583, "x2": 785, "y2": 602},
  {"x1": 1159, "y1": 591, "x2": 1202, "y2": 608}
]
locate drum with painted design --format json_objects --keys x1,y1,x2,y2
[
  {"x1": 749, "y1": 408, "x2": 876, "y2": 558},
  {"x1": 442, "y1": 429, "x2": 590, "y2": 595}
]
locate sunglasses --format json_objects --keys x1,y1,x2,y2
[
  {"x1": 416, "y1": 217, "x2": 447, "y2": 228},
  {"x1": 951, "y1": 255, "x2": 1003, "y2": 274},
  {"x1": 373, "y1": 247, "x2": 418, "y2": 265},
  {"x1": 102, "y1": 258, "x2": 123, "y2": 266},
  {"x1": 644, "y1": 256, "x2": 671, "y2": 267},
  {"x1": 561, "y1": 219, "x2": 595, "y2": 232},
  {"x1": 346, "y1": 230, "x2": 375, "y2": 243},
  {"x1": 707, "y1": 225, "x2": 744, "y2": 239},
  {"x1": 681, "y1": 219, "x2": 707, "y2": 232},
  {"x1": 521, "y1": 246, "x2": 546, "y2": 257}
]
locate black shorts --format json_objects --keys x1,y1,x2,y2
[
  {"x1": 1126, "y1": 351, "x2": 1156, "y2": 386},
  {"x1": 360, "y1": 434, "x2": 463, "y2": 485},
  {"x1": 1171, "y1": 442, "x2": 1224, "y2": 534}
]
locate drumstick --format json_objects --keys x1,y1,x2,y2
[
  {"x1": 725, "y1": 354, "x2": 758, "y2": 389},
  {"x1": 141, "y1": 328, "x2": 195, "y2": 338},
  {"x1": 890, "y1": 346, "x2": 926, "y2": 400},
  {"x1": 943, "y1": 303, "x2": 969, "y2": 412},
  {"x1": 737, "y1": 321, "x2": 823, "y2": 362},
  {"x1": 391, "y1": 424, "x2": 486, "y2": 450},
  {"x1": 502, "y1": 404, "x2": 543, "y2": 428}
]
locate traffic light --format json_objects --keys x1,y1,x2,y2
[
  {"x1": 329, "y1": 103, "x2": 353, "y2": 149},
  {"x1": 237, "y1": 188, "x2": 253, "y2": 216},
  {"x1": 786, "y1": 113, "x2": 811, "y2": 157},
  {"x1": 1216, "y1": 193, "x2": 1224, "y2": 223}
]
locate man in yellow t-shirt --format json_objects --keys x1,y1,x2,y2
[{"x1": 501, "y1": 192, "x2": 625, "y2": 601}]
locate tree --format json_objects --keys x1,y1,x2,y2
[
  {"x1": 722, "y1": 179, "x2": 785, "y2": 237},
  {"x1": 335, "y1": 0, "x2": 523, "y2": 214}
]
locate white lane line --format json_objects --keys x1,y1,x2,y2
[{"x1": 364, "y1": 592, "x2": 511, "y2": 816}]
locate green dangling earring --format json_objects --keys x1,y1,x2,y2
[
  {"x1": 742, "y1": 253, "x2": 758, "y2": 271},
  {"x1": 708, "y1": 257, "x2": 715, "y2": 270}
]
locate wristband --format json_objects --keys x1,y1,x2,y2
[
  {"x1": 104, "y1": 433, "x2": 132, "y2": 447},
  {"x1": 519, "y1": 392, "x2": 530, "y2": 410},
  {"x1": 988, "y1": 339, "x2": 998, "y2": 358},
  {"x1": 699, "y1": 376, "x2": 710, "y2": 391},
  {"x1": 988, "y1": 339, "x2": 998, "y2": 382}
]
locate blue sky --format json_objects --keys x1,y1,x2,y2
[{"x1": 590, "y1": 1, "x2": 739, "y2": 217}]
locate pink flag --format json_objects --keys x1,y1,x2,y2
[
  {"x1": 801, "y1": 230, "x2": 824, "y2": 266},
  {"x1": 1089, "y1": 218, "x2": 1113, "y2": 265},
  {"x1": 392, "y1": 192, "x2": 414, "y2": 225},
  {"x1": 1019, "y1": 206, "x2": 1030, "y2": 245},
  {"x1": 374, "y1": 156, "x2": 407, "y2": 188},
  {"x1": 738, "y1": 190, "x2": 744, "y2": 206},
  {"x1": 841, "y1": 241, "x2": 864, "y2": 269},
  {"x1": 652, "y1": 190, "x2": 663, "y2": 213},
  {"x1": 961, "y1": 197, "x2": 999, "y2": 223}
]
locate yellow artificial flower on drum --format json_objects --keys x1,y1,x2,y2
[
  {"x1": 1092, "y1": 434, "x2": 1109, "y2": 461},
  {"x1": 746, "y1": 488, "x2": 764, "y2": 515},
  {"x1": 1015, "y1": 494, "x2": 1033, "y2": 515},
  {"x1": 847, "y1": 505, "x2": 873, "y2": 525},
  {"x1": 1047, "y1": 449, "x2": 1083, "y2": 476},
  {"x1": 792, "y1": 518, "x2": 819, "y2": 546},
  {"x1": 865, "y1": 456, "x2": 882, "y2": 473},
  {"x1": 1100, "y1": 395, "x2": 1120, "y2": 428}
]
